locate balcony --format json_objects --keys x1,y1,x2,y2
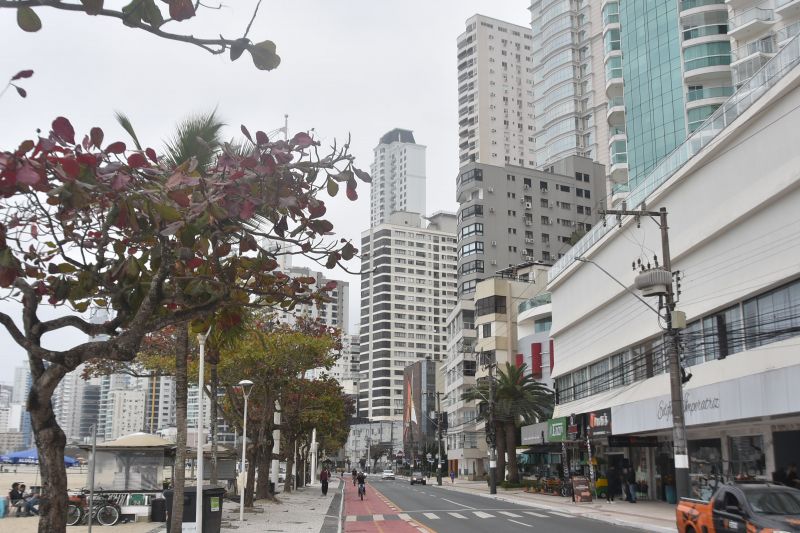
[
  {"x1": 681, "y1": 0, "x2": 726, "y2": 12},
  {"x1": 683, "y1": 43, "x2": 732, "y2": 83},
  {"x1": 608, "y1": 127, "x2": 627, "y2": 147},
  {"x1": 686, "y1": 85, "x2": 735, "y2": 109},
  {"x1": 778, "y1": 21, "x2": 800, "y2": 45},
  {"x1": 776, "y1": 0, "x2": 800, "y2": 20},
  {"x1": 729, "y1": 8, "x2": 775, "y2": 41},
  {"x1": 606, "y1": 96, "x2": 625, "y2": 123},
  {"x1": 682, "y1": 23, "x2": 729, "y2": 45},
  {"x1": 609, "y1": 140, "x2": 628, "y2": 184},
  {"x1": 731, "y1": 36, "x2": 776, "y2": 64},
  {"x1": 518, "y1": 292, "x2": 552, "y2": 314},
  {"x1": 732, "y1": 53, "x2": 773, "y2": 85}
]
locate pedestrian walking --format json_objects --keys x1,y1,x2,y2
[
  {"x1": 626, "y1": 467, "x2": 637, "y2": 503},
  {"x1": 606, "y1": 466, "x2": 619, "y2": 503},
  {"x1": 320, "y1": 467, "x2": 330, "y2": 496},
  {"x1": 449, "y1": 470, "x2": 456, "y2": 484}
]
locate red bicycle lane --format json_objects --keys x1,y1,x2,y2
[{"x1": 343, "y1": 479, "x2": 431, "y2": 533}]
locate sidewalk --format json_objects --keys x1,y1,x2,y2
[
  {"x1": 219, "y1": 483, "x2": 339, "y2": 532},
  {"x1": 431, "y1": 478, "x2": 678, "y2": 532}
]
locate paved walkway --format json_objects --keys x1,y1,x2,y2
[{"x1": 428, "y1": 478, "x2": 677, "y2": 532}]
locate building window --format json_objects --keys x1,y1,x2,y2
[
  {"x1": 481, "y1": 324, "x2": 491, "y2": 338},
  {"x1": 475, "y1": 296, "x2": 507, "y2": 317},
  {"x1": 460, "y1": 222, "x2": 484, "y2": 239},
  {"x1": 460, "y1": 241, "x2": 484, "y2": 257}
]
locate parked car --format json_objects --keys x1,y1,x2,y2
[
  {"x1": 410, "y1": 471, "x2": 426, "y2": 485},
  {"x1": 676, "y1": 481, "x2": 800, "y2": 533},
  {"x1": 381, "y1": 469, "x2": 395, "y2": 480}
]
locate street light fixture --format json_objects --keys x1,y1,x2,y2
[{"x1": 237, "y1": 379, "x2": 254, "y2": 524}]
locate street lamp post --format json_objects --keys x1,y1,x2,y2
[
  {"x1": 238, "y1": 379, "x2": 254, "y2": 524},
  {"x1": 196, "y1": 329, "x2": 211, "y2": 532}
]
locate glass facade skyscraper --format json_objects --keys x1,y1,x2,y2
[{"x1": 620, "y1": 0, "x2": 687, "y2": 188}]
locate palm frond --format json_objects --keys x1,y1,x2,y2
[
  {"x1": 114, "y1": 110, "x2": 143, "y2": 151},
  {"x1": 164, "y1": 109, "x2": 225, "y2": 172}
]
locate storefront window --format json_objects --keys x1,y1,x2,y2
[
  {"x1": 688, "y1": 439, "x2": 722, "y2": 500},
  {"x1": 728, "y1": 435, "x2": 766, "y2": 478}
]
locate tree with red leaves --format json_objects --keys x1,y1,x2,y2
[{"x1": 0, "y1": 116, "x2": 369, "y2": 532}]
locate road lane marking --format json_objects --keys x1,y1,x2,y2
[
  {"x1": 345, "y1": 516, "x2": 356, "y2": 522},
  {"x1": 499, "y1": 511, "x2": 522, "y2": 517},
  {"x1": 508, "y1": 519, "x2": 532, "y2": 528},
  {"x1": 448, "y1": 512, "x2": 467, "y2": 519},
  {"x1": 441, "y1": 498, "x2": 475, "y2": 509},
  {"x1": 549, "y1": 511, "x2": 574, "y2": 518},
  {"x1": 473, "y1": 511, "x2": 493, "y2": 518},
  {"x1": 373, "y1": 514, "x2": 384, "y2": 521},
  {"x1": 398, "y1": 513, "x2": 412, "y2": 521},
  {"x1": 422, "y1": 513, "x2": 439, "y2": 519},
  {"x1": 524, "y1": 511, "x2": 548, "y2": 518}
]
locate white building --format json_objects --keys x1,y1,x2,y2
[
  {"x1": 546, "y1": 41, "x2": 800, "y2": 501},
  {"x1": 143, "y1": 375, "x2": 176, "y2": 434},
  {"x1": 369, "y1": 129, "x2": 426, "y2": 228},
  {"x1": 457, "y1": 15, "x2": 535, "y2": 168},
  {"x1": 343, "y1": 420, "x2": 404, "y2": 471},
  {"x1": 530, "y1": 1, "x2": 608, "y2": 171},
  {"x1": 108, "y1": 388, "x2": 146, "y2": 440},
  {"x1": 359, "y1": 211, "x2": 459, "y2": 420},
  {"x1": 328, "y1": 334, "x2": 360, "y2": 396}
]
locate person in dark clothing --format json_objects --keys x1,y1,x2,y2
[
  {"x1": 626, "y1": 468, "x2": 637, "y2": 503},
  {"x1": 320, "y1": 467, "x2": 330, "y2": 496},
  {"x1": 606, "y1": 466, "x2": 619, "y2": 503},
  {"x1": 788, "y1": 464, "x2": 799, "y2": 488},
  {"x1": 352, "y1": 468, "x2": 358, "y2": 486}
]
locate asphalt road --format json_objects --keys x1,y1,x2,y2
[{"x1": 369, "y1": 477, "x2": 650, "y2": 533}]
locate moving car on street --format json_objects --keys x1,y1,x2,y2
[
  {"x1": 410, "y1": 471, "x2": 426, "y2": 485},
  {"x1": 381, "y1": 469, "x2": 395, "y2": 480},
  {"x1": 676, "y1": 481, "x2": 800, "y2": 533}
]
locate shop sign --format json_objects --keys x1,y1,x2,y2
[
  {"x1": 589, "y1": 409, "x2": 612, "y2": 437},
  {"x1": 521, "y1": 422, "x2": 547, "y2": 445},
  {"x1": 571, "y1": 476, "x2": 593, "y2": 502},
  {"x1": 547, "y1": 417, "x2": 567, "y2": 442},
  {"x1": 607, "y1": 435, "x2": 659, "y2": 448},
  {"x1": 567, "y1": 414, "x2": 580, "y2": 440}
]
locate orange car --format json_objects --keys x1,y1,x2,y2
[{"x1": 676, "y1": 482, "x2": 800, "y2": 533}]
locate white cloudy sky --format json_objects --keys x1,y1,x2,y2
[{"x1": 0, "y1": 1, "x2": 530, "y2": 384}]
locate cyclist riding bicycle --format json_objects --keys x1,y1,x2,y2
[{"x1": 356, "y1": 471, "x2": 366, "y2": 499}]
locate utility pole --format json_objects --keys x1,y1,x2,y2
[
  {"x1": 599, "y1": 205, "x2": 690, "y2": 499},
  {"x1": 486, "y1": 357, "x2": 498, "y2": 495},
  {"x1": 435, "y1": 392, "x2": 444, "y2": 486}
]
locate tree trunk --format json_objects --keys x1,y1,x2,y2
[
  {"x1": 494, "y1": 421, "x2": 506, "y2": 483},
  {"x1": 170, "y1": 325, "x2": 189, "y2": 533},
  {"x1": 244, "y1": 445, "x2": 257, "y2": 507},
  {"x1": 256, "y1": 445, "x2": 272, "y2": 499},
  {"x1": 209, "y1": 362, "x2": 219, "y2": 486},
  {"x1": 29, "y1": 363, "x2": 68, "y2": 533},
  {"x1": 505, "y1": 422, "x2": 520, "y2": 484}
]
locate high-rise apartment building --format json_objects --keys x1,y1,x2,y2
[
  {"x1": 143, "y1": 375, "x2": 176, "y2": 435},
  {"x1": 457, "y1": 15, "x2": 535, "y2": 167},
  {"x1": 108, "y1": 388, "x2": 146, "y2": 440},
  {"x1": 530, "y1": 1, "x2": 609, "y2": 171},
  {"x1": 727, "y1": 0, "x2": 800, "y2": 86},
  {"x1": 455, "y1": 156, "x2": 605, "y2": 297},
  {"x1": 359, "y1": 211, "x2": 458, "y2": 421},
  {"x1": 369, "y1": 129, "x2": 426, "y2": 228}
]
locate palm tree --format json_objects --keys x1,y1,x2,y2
[
  {"x1": 116, "y1": 110, "x2": 225, "y2": 532},
  {"x1": 463, "y1": 362, "x2": 554, "y2": 484},
  {"x1": 494, "y1": 363, "x2": 553, "y2": 483}
]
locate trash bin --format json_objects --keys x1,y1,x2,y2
[
  {"x1": 163, "y1": 486, "x2": 225, "y2": 533},
  {"x1": 150, "y1": 497, "x2": 167, "y2": 522}
]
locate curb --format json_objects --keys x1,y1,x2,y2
[{"x1": 429, "y1": 483, "x2": 677, "y2": 532}]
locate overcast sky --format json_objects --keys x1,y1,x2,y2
[{"x1": 0, "y1": 1, "x2": 530, "y2": 384}]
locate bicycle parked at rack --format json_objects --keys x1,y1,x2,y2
[{"x1": 66, "y1": 491, "x2": 121, "y2": 526}]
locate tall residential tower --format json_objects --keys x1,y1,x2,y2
[{"x1": 369, "y1": 129, "x2": 426, "y2": 228}]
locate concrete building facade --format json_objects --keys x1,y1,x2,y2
[
  {"x1": 457, "y1": 15, "x2": 535, "y2": 168},
  {"x1": 547, "y1": 41, "x2": 800, "y2": 501},
  {"x1": 359, "y1": 211, "x2": 458, "y2": 421},
  {"x1": 369, "y1": 129, "x2": 426, "y2": 228}
]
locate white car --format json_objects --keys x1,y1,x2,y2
[{"x1": 381, "y1": 469, "x2": 395, "y2": 480}]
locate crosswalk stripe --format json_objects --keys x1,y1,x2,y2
[
  {"x1": 373, "y1": 514, "x2": 384, "y2": 521},
  {"x1": 508, "y1": 519, "x2": 532, "y2": 528},
  {"x1": 423, "y1": 513, "x2": 440, "y2": 519},
  {"x1": 448, "y1": 512, "x2": 468, "y2": 519},
  {"x1": 549, "y1": 511, "x2": 574, "y2": 518},
  {"x1": 345, "y1": 516, "x2": 356, "y2": 522},
  {"x1": 473, "y1": 511, "x2": 494, "y2": 518},
  {"x1": 499, "y1": 511, "x2": 522, "y2": 517},
  {"x1": 398, "y1": 513, "x2": 412, "y2": 521},
  {"x1": 524, "y1": 511, "x2": 548, "y2": 518}
]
